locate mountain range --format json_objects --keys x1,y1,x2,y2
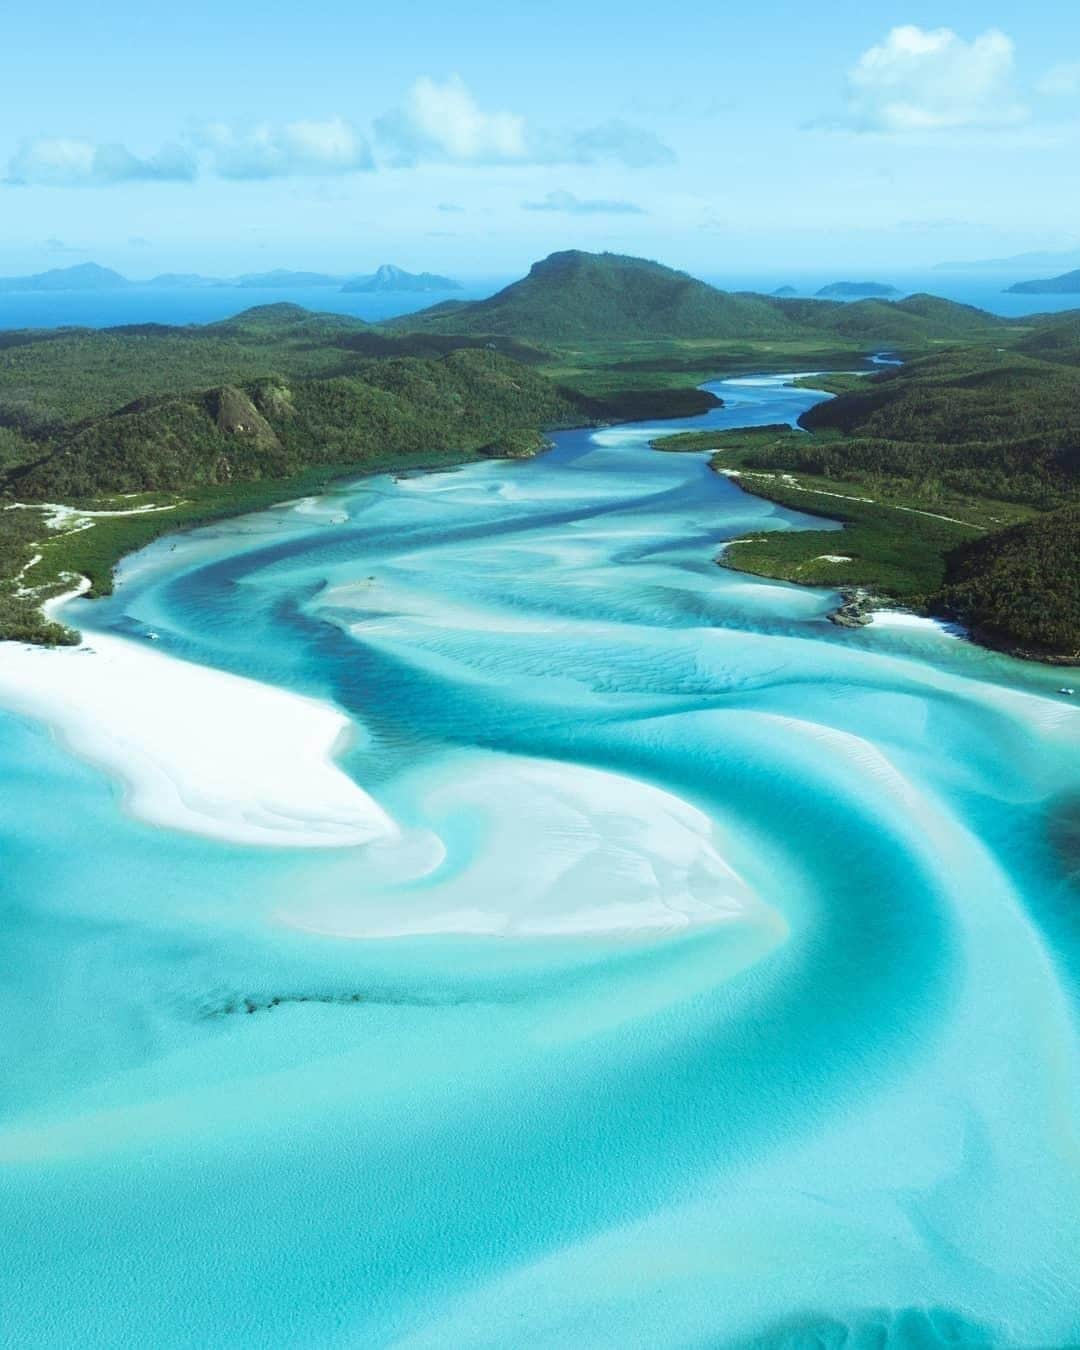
[
  {"x1": 935, "y1": 246, "x2": 1080, "y2": 273},
  {"x1": 0, "y1": 261, "x2": 462, "y2": 295}
]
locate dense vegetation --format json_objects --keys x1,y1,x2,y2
[
  {"x1": 933, "y1": 507, "x2": 1080, "y2": 660},
  {"x1": 798, "y1": 350, "x2": 1080, "y2": 508},
  {"x1": 767, "y1": 293, "x2": 1009, "y2": 346},
  {"x1": 0, "y1": 308, "x2": 589, "y2": 641},
  {"x1": 653, "y1": 345, "x2": 1080, "y2": 660},
  {"x1": 393, "y1": 250, "x2": 1010, "y2": 351},
  {"x1": 392, "y1": 251, "x2": 813, "y2": 342},
  {"x1": 653, "y1": 425, "x2": 983, "y2": 599},
  {"x1": 1016, "y1": 311, "x2": 1080, "y2": 366},
  {"x1": 9, "y1": 349, "x2": 577, "y2": 500},
  {"x1": 0, "y1": 249, "x2": 1077, "y2": 659}
]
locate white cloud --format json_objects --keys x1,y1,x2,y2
[
  {"x1": 197, "y1": 116, "x2": 373, "y2": 179},
  {"x1": 376, "y1": 76, "x2": 526, "y2": 164},
  {"x1": 7, "y1": 138, "x2": 196, "y2": 186},
  {"x1": 522, "y1": 189, "x2": 645, "y2": 215},
  {"x1": 1038, "y1": 62, "x2": 1080, "y2": 96},
  {"x1": 847, "y1": 26, "x2": 1026, "y2": 132},
  {"x1": 376, "y1": 76, "x2": 675, "y2": 168}
]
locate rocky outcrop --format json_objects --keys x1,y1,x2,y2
[
  {"x1": 828, "y1": 587, "x2": 879, "y2": 627},
  {"x1": 207, "y1": 386, "x2": 280, "y2": 449}
]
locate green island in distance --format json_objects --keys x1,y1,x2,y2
[
  {"x1": 1006, "y1": 267, "x2": 1080, "y2": 296},
  {"x1": 0, "y1": 248, "x2": 1077, "y2": 664}
]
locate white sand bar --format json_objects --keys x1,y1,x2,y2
[
  {"x1": 284, "y1": 752, "x2": 765, "y2": 939},
  {"x1": 0, "y1": 621, "x2": 397, "y2": 850}
]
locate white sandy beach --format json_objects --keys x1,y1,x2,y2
[
  {"x1": 868, "y1": 609, "x2": 965, "y2": 638},
  {"x1": 0, "y1": 588, "x2": 397, "y2": 849}
]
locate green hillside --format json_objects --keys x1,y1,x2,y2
[
  {"x1": 1015, "y1": 312, "x2": 1080, "y2": 366},
  {"x1": 651, "y1": 347, "x2": 1080, "y2": 660},
  {"x1": 0, "y1": 303, "x2": 557, "y2": 431},
  {"x1": 797, "y1": 349, "x2": 1080, "y2": 508},
  {"x1": 388, "y1": 249, "x2": 1010, "y2": 351},
  {"x1": 0, "y1": 252, "x2": 1077, "y2": 657},
  {"x1": 9, "y1": 349, "x2": 578, "y2": 500},
  {"x1": 768, "y1": 292, "x2": 1007, "y2": 346},
  {"x1": 933, "y1": 506, "x2": 1080, "y2": 660},
  {"x1": 391, "y1": 251, "x2": 810, "y2": 342}
]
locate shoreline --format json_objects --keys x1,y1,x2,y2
[
  {"x1": 5, "y1": 409, "x2": 685, "y2": 648},
  {"x1": 713, "y1": 472, "x2": 1077, "y2": 667},
  {"x1": 645, "y1": 372, "x2": 1076, "y2": 670},
  {"x1": 0, "y1": 589, "x2": 399, "y2": 849}
]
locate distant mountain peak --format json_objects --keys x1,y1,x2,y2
[
  {"x1": 387, "y1": 248, "x2": 807, "y2": 342},
  {"x1": 341, "y1": 265, "x2": 462, "y2": 294},
  {"x1": 0, "y1": 261, "x2": 131, "y2": 293}
]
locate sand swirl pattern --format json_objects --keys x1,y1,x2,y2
[{"x1": 0, "y1": 374, "x2": 1077, "y2": 1347}]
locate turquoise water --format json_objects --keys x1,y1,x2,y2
[{"x1": 1, "y1": 375, "x2": 1078, "y2": 1348}]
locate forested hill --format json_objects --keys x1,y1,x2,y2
[
  {"x1": 684, "y1": 345, "x2": 1080, "y2": 660},
  {"x1": 4, "y1": 348, "x2": 579, "y2": 500},
  {"x1": 391, "y1": 251, "x2": 1013, "y2": 348},
  {"x1": 0, "y1": 302, "x2": 553, "y2": 431},
  {"x1": 391, "y1": 251, "x2": 810, "y2": 341},
  {"x1": 799, "y1": 348, "x2": 1080, "y2": 508},
  {"x1": 934, "y1": 507, "x2": 1080, "y2": 661},
  {"x1": 1016, "y1": 311, "x2": 1080, "y2": 366}
]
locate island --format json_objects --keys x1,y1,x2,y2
[
  {"x1": 1006, "y1": 268, "x2": 1080, "y2": 295},
  {"x1": 0, "y1": 261, "x2": 465, "y2": 294},
  {"x1": 341, "y1": 264, "x2": 463, "y2": 293},
  {"x1": 815, "y1": 281, "x2": 901, "y2": 299},
  {"x1": 0, "y1": 261, "x2": 132, "y2": 293}
]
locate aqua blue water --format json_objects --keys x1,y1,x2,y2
[{"x1": 1, "y1": 375, "x2": 1078, "y2": 1348}]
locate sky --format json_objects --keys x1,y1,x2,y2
[{"x1": 1, "y1": 0, "x2": 1078, "y2": 279}]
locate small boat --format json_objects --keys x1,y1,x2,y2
[
  {"x1": 146, "y1": 631, "x2": 160, "y2": 641},
  {"x1": 1058, "y1": 687, "x2": 1075, "y2": 696}
]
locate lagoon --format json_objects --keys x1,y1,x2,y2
[{"x1": 0, "y1": 374, "x2": 1077, "y2": 1347}]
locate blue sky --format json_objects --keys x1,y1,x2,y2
[{"x1": 1, "y1": 0, "x2": 1078, "y2": 277}]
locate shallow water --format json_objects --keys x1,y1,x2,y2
[{"x1": 1, "y1": 375, "x2": 1078, "y2": 1348}]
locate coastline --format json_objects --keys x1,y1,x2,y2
[
  {"x1": 5, "y1": 362, "x2": 1073, "y2": 671},
  {"x1": 3, "y1": 394, "x2": 720, "y2": 648},
  {"x1": 713, "y1": 469, "x2": 1077, "y2": 667}
]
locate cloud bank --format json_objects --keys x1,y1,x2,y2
[
  {"x1": 847, "y1": 26, "x2": 1026, "y2": 132},
  {"x1": 195, "y1": 117, "x2": 374, "y2": 179},
  {"x1": 377, "y1": 76, "x2": 675, "y2": 168},
  {"x1": 5, "y1": 77, "x2": 673, "y2": 188},
  {"x1": 7, "y1": 138, "x2": 196, "y2": 187}
]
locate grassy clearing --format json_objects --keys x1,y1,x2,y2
[
  {"x1": 717, "y1": 472, "x2": 979, "y2": 598},
  {"x1": 651, "y1": 423, "x2": 1026, "y2": 603}
]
